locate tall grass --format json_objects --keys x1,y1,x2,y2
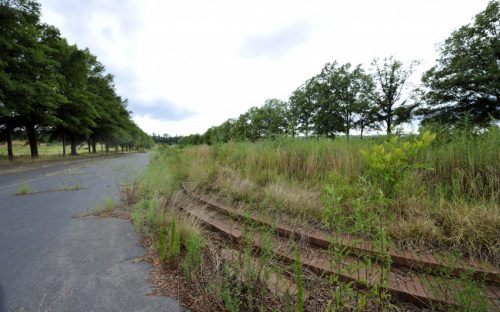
[
  {"x1": 129, "y1": 148, "x2": 204, "y2": 267},
  {"x1": 173, "y1": 127, "x2": 499, "y2": 264}
]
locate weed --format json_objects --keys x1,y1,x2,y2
[
  {"x1": 167, "y1": 218, "x2": 181, "y2": 261},
  {"x1": 221, "y1": 262, "x2": 243, "y2": 312},
  {"x1": 362, "y1": 131, "x2": 436, "y2": 198},
  {"x1": 157, "y1": 227, "x2": 167, "y2": 261},
  {"x1": 455, "y1": 278, "x2": 490, "y2": 312},
  {"x1": 294, "y1": 248, "x2": 304, "y2": 312},
  {"x1": 16, "y1": 183, "x2": 31, "y2": 195},
  {"x1": 103, "y1": 196, "x2": 114, "y2": 211},
  {"x1": 183, "y1": 233, "x2": 204, "y2": 282}
]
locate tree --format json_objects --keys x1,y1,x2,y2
[
  {"x1": 354, "y1": 100, "x2": 380, "y2": 139},
  {"x1": 0, "y1": 0, "x2": 151, "y2": 158},
  {"x1": 309, "y1": 66, "x2": 343, "y2": 138},
  {"x1": 252, "y1": 99, "x2": 288, "y2": 139},
  {"x1": 0, "y1": 2, "x2": 64, "y2": 158},
  {"x1": 318, "y1": 63, "x2": 374, "y2": 139},
  {"x1": 289, "y1": 83, "x2": 315, "y2": 137},
  {"x1": 420, "y1": 1, "x2": 500, "y2": 127},
  {"x1": 370, "y1": 57, "x2": 418, "y2": 134},
  {"x1": 0, "y1": 0, "x2": 46, "y2": 159}
]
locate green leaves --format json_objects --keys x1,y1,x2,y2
[
  {"x1": 362, "y1": 131, "x2": 436, "y2": 198},
  {"x1": 420, "y1": 0, "x2": 500, "y2": 127},
  {"x1": 0, "y1": 1, "x2": 152, "y2": 158}
]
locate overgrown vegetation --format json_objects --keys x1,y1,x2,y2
[
  {"x1": 173, "y1": 127, "x2": 499, "y2": 264},
  {"x1": 126, "y1": 149, "x2": 205, "y2": 280},
  {"x1": 126, "y1": 2, "x2": 499, "y2": 311},
  {"x1": 129, "y1": 125, "x2": 498, "y2": 311}
]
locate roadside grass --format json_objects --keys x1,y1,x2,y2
[
  {"x1": 172, "y1": 127, "x2": 499, "y2": 264},
  {"x1": 127, "y1": 149, "x2": 204, "y2": 266},
  {"x1": 127, "y1": 128, "x2": 499, "y2": 311},
  {"x1": 16, "y1": 183, "x2": 32, "y2": 195}
]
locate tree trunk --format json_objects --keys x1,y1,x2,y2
[
  {"x1": 26, "y1": 122, "x2": 39, "y2": 158},
  {"x1": 62, "y1": 129, "x2": 66, "y2": 157},
  {"x1": 88, "y1": 139, "x2": 91, "y2": 154},
  {"x1": 115, "y1": 146, "x2": 118, "y2": 152},
  {"x1": 105, "y1": 144, "x2": 109, "y2": 153},
  {"x1": 6, "y1": 122, "x2": 14, "y2": 161},
  {"x1": 386, "y1": 113, "x2": 392, "y2": 134},
  {"x1": 92, "y1": 139, "x2": 97, "y2": 154},
  {"x1": 70, "y1": 133, "x2": 77, "y2": 156},
  {"x1": 121, "y1": 145, "x2": 124, "y2": 152}
]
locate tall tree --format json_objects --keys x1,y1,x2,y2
[
  {"x1": 252, "y1": 99, "x2": 288, "y2": 139},
  {"x1": 420, "y1": 1, "x2": 500, "y2": 127},
  {"x1": 289, "y1": 84, "x2": 315, "y2": 137},
  {"x1": 0, "y1": 0, "x2": 45, "y2": 158},
  {"x1": 370, "y1": 56, "x2": 418, "y2": 134},
  {"x1": 57, "y1": 46, "x2": 99, "y2": 156},
  {"x1": 310, "y1": 65, "x2": 343, "y2": 138}
]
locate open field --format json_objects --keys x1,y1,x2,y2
[
  {"x1": 0, "y1": 140, "x2": 95, "y2": 158},
  {"x1": 0, "y1": 141, "x2": 138, "y2": 166},
  {"x1": 0, "y1": 141, "x2": 66, "y2": 157},
  {"x1": 126, "y1": 127, "x2": 500, "y2": 312}
]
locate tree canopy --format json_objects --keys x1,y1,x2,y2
[
  {"x1": 0, "y1": 0, "x2": 153, "y2": 159},
  {"x1": 419, "y1": 0, "x2": 500, "y2": 127}
]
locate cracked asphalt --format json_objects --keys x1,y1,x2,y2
[{"x1": 0, "y1": 153, "x2": 184, "y2": 312}]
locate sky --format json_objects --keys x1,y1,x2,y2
[{"x1": 39, "y1": 0, "x2": 490, "y2": 136}]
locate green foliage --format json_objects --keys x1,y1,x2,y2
[
  {"x1": 183, "y1": 233, "x2": 204, "y2": 281},
  {"x1": 167, "y1": 218, "x2": 181, "y2": 261},
  {"x1": 455, "y1": 279, "x2": 491, "y2": 312},
  {"x1": 157, "y1": 227, "x2": 167, "y2": 261},
  {"x1": 362, "y1": 131, "x2": 436, "y2": 198},
  {"x1": 103, "y1": 196, "x2": 114, "y2": 211},
  {"x1": 370, "y1": 57, "x2": 419, "y2": 134},
  {"x1": 221, "y1": 262, "x2": 243, "y2": 312},
  {"x1": 0, "y1": 1, "x2": 152, "y2": 160},
  {"x1": 16, "y1": 183, "x2": 31, "y2": 195},
  {"x1": 420, "y1": 0, "x2": 500, "y2": 127},
  {"x1": 294, "y1": 249, "x2": 304, "y2": 312}
]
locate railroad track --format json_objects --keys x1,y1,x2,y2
[{"x1": 180, "y1": 182, "x2": 500, "y2": 310}]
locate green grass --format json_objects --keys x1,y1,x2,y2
[
  {"x1": 0, "y1": 140, "x2": 131, "y2": 164},
  {"x1": 103, "y1": 196, "x2": 114, "y2": 211},
  {"x1": 164, "y1": 127, "x2": 499, "y2": 264},
  {"x1": 16, "y1": 183, "x2": 32, "y2": 195},
  {"x1": 0, "y1": 141, "x2": 63, "y2": 157},
  {"x1": 127, "y1": 129, "x2": 499, "y2": 311}
]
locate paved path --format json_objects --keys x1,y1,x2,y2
[{"x1": 0, "y1": 153, "x2": 184, "y2": 312}]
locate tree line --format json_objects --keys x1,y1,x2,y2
[
  {"x1": 0, "y1": 0, "x2": 153, "y2": 160},
  {"x1": 174, "y1": 1, "x2": 499, "y2": 146}
]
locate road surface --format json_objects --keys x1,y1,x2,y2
[{"x1": 0, "y1": 153, "x2": 183, "y2": 312}]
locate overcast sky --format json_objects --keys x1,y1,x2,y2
[{"x1": 39, "y1": 0, "x2": 490, "y2": 136}]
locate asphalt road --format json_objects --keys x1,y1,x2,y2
[{"x1": 0, "y1": 153, "x2": 184, "y2": 312}]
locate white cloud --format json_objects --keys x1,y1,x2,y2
[{"x1": 39, "y1": 0, "x2": 491, "y2": 135}]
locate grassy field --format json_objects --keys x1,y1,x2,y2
[
  {"x1": 0, "y1": 141, "x2": 117, "y2": 163},
  {"x1": 141, "y1": 127, "x2": 499, "y2": 262},
  {"x1": 127, "y1": 127, "x2": 499, "y2": 311},
  {"x1": 0, "y1": 141, "x2": 64, "y2": 158}
]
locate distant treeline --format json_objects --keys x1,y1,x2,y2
[
  {"x1": 172, "y1": 1, "x2": 498, "y2": 146},
  {"x1": 0, "y1": 0, "x2": 154, "y2": 160},
  {"x1": 151, "y1": 133, "x2": 180, "y2": 145}
]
